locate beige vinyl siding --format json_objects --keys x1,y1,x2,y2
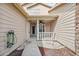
[
  {"x1": 27, "y1": 4, "x2": 49, "y2": 15},
  {"x1": 50, "y1": 3, "x2": 76, "y2": 52},
  {"x1": 76, "y1": 3, "x2": 79, "y2": 55},
  {"x1": 0, "y1": 4, "x2": 28, "y2": 55}
]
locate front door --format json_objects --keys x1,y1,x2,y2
[{"x1": 31, "y1": 25, "x2": 36, "y2": 37}]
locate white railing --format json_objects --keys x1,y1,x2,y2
[{"x1": 39, "y1": 32, "x2": 55, "y2": 41}]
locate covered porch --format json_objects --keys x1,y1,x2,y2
[
  {"x1": 25, "y1": 15, "x2": 70, "y2": 51},
  {"x1": 27, "y1": 16, "x2": 58, "y2": 40}
]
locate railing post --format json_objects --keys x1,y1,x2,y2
[{"x1": 37, "y1": 20, "x2": 39, "y2": 40}]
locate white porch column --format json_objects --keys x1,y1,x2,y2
[{"x1": 37, "y1": 19, "x2": 39, "y2": 40}]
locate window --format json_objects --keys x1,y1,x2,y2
[{"x1": 39, "y1": 23, "x2": 44, "y2": 32}]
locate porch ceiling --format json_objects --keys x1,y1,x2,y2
[{"x1": 27, "y1": 15, "x2": 58, "y2": 21}]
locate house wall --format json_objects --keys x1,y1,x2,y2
[
  {"x1": 27, "y1": 4, "x2": 49, "y2": 15},
  {"x1": 76, "y1": 3, "x2": 79, "y2": 55},
  {"x1": 44, "y1": 21, "x2": 56, "y2": 32},
  {"x1": 44, "y1": 23, "x2": 51, "y2": 32},
  {"x1": 23, "y1": 3, "x2": 34, "y2": 13},
  {"x1": 25, "y1": 21, "x2": 30, "y2": 40},
  {"x1": 50, "y1": 20, "x2": 57, "y2": 32},
  {"x1": 49, "y1": 3, "x2": 76, "y2": 52},
  {"x1": 0, "y1": 3, "x2": 29, "y2": 55}
]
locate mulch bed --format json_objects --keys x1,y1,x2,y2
[
  {"x1": 8, "y1": 49, "x2": 24, "y2": 56},
  {"x1": 39, "y1": 47, "x2": 76, "y2": 56}
]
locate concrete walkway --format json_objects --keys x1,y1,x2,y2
[{"x1": 22, "y1": 38, "x2": 41, "y2": 56}]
